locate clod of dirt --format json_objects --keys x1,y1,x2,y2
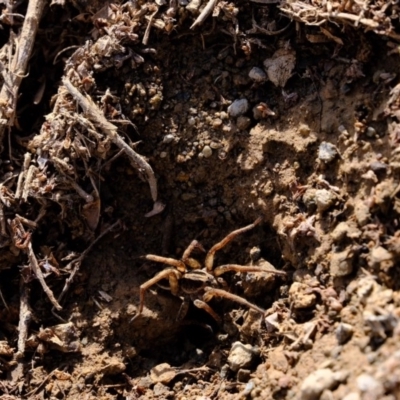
[
  {"x1": 356, "y1": 374, "x2": 384, "y2": 398},
  {"x1": 315, "y1": 189, "x2": 336, "y2": 212},
  {"x1": 37, "y1": 322, "x2": 80, "y2": 353},
  {"x1": 263, "y1": 44, "x2": 296, "y2": 88},
  {"x1": 289, "y1": 282, "x2": 316, "y2": 309},
  {"x1": 227, "y1": 341, "x2": 260, "y2": 372},
  {"x1": 329, "y1": 247, "x2": 355, "y2": 277}
]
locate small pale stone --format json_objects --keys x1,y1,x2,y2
[
  {"x1": 315, "y1": 189, "x2": 335, "y2": 212},
  {"x1": 201, "y1": 145, "x2": 212, "y2": 158},
  {"x1": 300, "y1": 369, "x2": 338, "y2": 400},
  {"x1": 248, "y1": 67, "x2": 267, "y2": 82},
  {"x1": 150, "y1": 363, "x2": 176, "y2": 384},
  {"x1": 228, "y1": 99, "x2": 249, "y2": 117},
  {"x1": 318, "y1": 142, "x2": 338, "y2": 162},
  {"x1": 357, "y1": 374, "x2": 384, "y2": 397},
  {"x1": 159, "y1": 151, "x2": 167, "y2": 158},
  {"x1": 227, "y1": 342, "x2": 259, "y2": 372}
]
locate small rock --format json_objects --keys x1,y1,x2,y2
[
  {"x1": 315, "y1": 189, "x2": 335, "y2": 212},
  {"x1": 248, "y1": 67, "x2": 267, "y2": 82},
  {"x1": 289, "y1": 282, "x2": 316, "y2": 309},
  {"x1": 370, "y1": 161, "x2": 387, "y2": 173},
  {"x1": 201, "y1": 145, "x2": 213, "y2": 158},
  {"x1": 365, "y1": 126, "x2": 376, "y2": 137},
  {"x1": 356, "y1": 374, "x2": 384, "y2": 397},
  {"x1": 335, "y1": 323, "x2": 354, "y2": 344},
  {"x1": 162, "y1": 134, "x2": 175, "y2": 144},
  {"x1": 227, "y1": 341, "x2": 260, "y2": 372},
  {"x1": 300, "y1": 369, "x2": 339, "y2": 400},
  {"x1": 150, "y1": 363, "x2": 176, "y2": 384},
  {"x1": 318, "y1": 142, "x2": 338, "y2": 163},
  {"x1": 330, "y1": 248, "x2": 354, "y2": 277},
  {"x1": 227, "y1": 99, "x2": 249, "y2": 117},
  {"x1": 236, "y1": 115, "x2": 251, "y2": 130}
]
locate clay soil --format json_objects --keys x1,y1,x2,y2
[{"x1": 1, "y1": 1, "x2": 400, "y2": 399}]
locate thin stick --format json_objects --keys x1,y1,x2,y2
[
  {"x1": 0, "y1": 0, "x2": 46, "y2": 146},
  {"x1": 26, "y1": 242, "x2": 62, "y2": 310},
  {"x1": 63, "y1": 77, "x2": 158, "y2": 203},
  {"x1": 15, "y1": 279, "x2": 31, "y2": 358}
]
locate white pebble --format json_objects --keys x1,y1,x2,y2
[
  {"x1": 162, "y1": 134, "x2": 175, "y2": 144},
  {"x1": 227, "y1": 99, "x2": 249, "y2": 117},
  {"x1": 318, "y1": 142, "x2": 338, "y2": 163},
  {"x1": 201, "y1": 145, "x2": 212, "y2": 158},
  {"x1": 227, "y1": 342, "x2": 259, "y2": 372}
]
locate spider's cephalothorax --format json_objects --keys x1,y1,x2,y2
[{"x1": 131, "y1": 218, "x2": 286, "y2": 323}]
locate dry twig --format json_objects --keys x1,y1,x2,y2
[
  {"x1": 26, "y1": 242, "x2": 62, "y2": 311},
  {"x1": 0, "y1": 0, "x2": 46, "y2": 148},
  {"x1": 63, "y1": 77, "x2": 158, "y2": 204}
]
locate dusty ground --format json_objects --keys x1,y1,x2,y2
[{"x1": 1, "y1": 0, "x2": 400, "y2": 399}]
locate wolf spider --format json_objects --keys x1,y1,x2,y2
[{"x1": 131, "y1": 217, "x2": 285, "y2": 323}]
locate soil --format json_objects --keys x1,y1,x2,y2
[{"x1": 1, "y1": 1, "x2": 400, "y2": 400}]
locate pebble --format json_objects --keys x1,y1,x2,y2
[
  {"x1": 300, "y1": 368, "x2": 340, "y2": 400},
  {"x1": 201, "y1": 145, "x2": 212, "y2": 158},
  {"x1": 356, "y1": 374, "x2": 384, "y2": 397},
  {"x1": 248, "y1": 67, "x2": 267, "y2": 82},
  {"x1": 236, "y1": 115, "x2": 251, "y2": 130},
  {"x1": 163, "y1": 134, "x2": 175, "y2": 143},
  {"x1": 370, "y1": 161, "x2": 387, "y2": 173},
  {"x1": 335, "y1": 323, "x2": 354, "y2": 344},
  {"x1": 227, "y1": 98, "x2": 249, "y2": 117},
  {"x1": 227, "y1": 341, "x2": 260, "y2": 372},
  {"x1": 315, "y1": 189, "x2": 335, "y2": 212},
  {"x1": 318, "y1": 142, "x2": 338, "y2": 163},
  {"x1": 366, "y1": 126, "x2": 376, "y2": 137}
]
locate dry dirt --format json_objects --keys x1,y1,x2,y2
[{"x1": 1, "y1": 1, "x2": 400, "y2": 400}]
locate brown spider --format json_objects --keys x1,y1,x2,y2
[{"x1": 131, "y1": 218, "x2": 286, "y2": 323}]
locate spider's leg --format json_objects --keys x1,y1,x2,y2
[
  {"x1": 182, "y1": 240, "x2": 205, "y2": 269},
  {"x1": 131, "y1": 268, "x2": 181, "y2": 322},
  {"x1": 142, "y1": 254, "x2": 186, "y2": 272},
  {"x1": 213, "y1": 264, "x2": 286, "y2": 277},
  {"x1": 203, "y1": 287, "x2": 265, "y2": 315},
  {"x1": 204, "y1": 217, "x2": 262, "y2": 272},
  {"x1": 193, "y1": 299, "x2": 222, "y2": 324}
]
